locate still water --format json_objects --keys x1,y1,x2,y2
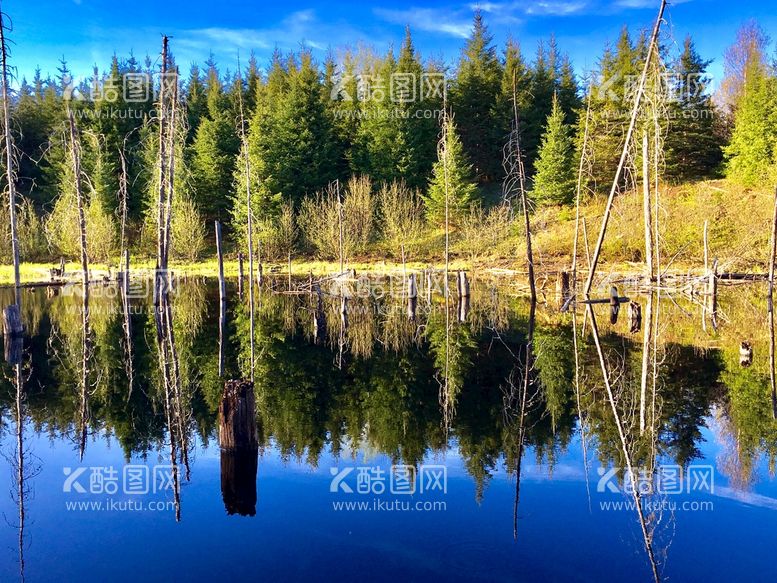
[{"x1": 1, "y1": 276, "x2": 776, "y2": 582}]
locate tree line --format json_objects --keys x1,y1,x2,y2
[{"x1": 1, "y1": 12, "x2": 772, "y2": 265}]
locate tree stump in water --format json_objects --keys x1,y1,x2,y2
[
  {"x1": 219, "y1": 379, "x2": 258, "y2": 516},
  {"x1": 556, "y1": 271, "x2": 571, "y2": 310},
  {"x1": 457, "y1": 271, "x2": 470, "y2": 298},
  {"x1": 219, "y1": 380, "x2": 258, "y2": 450}
]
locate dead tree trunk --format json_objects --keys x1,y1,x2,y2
[
  {"x1": 66, "y1": 106, "x2": 89, "y2": 287},
  {"x1": 219, "y1": 380, "x2": 257, "y2": 450},
  {"x1": 0, "y1": 9, "x2": 19, "y2": 298}
]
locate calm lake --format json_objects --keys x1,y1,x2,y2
[{"x1": 1, "y1": 275, "x2": 777, "y2": 582}]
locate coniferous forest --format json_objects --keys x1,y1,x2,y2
[{"x1": 0, "y1": 9, "x2": 775, "y2": 272}]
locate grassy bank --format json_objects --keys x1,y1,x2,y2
[{"x1": 2, "y1": 178, "x2": 773, "y2": 285}]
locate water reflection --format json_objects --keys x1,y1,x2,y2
[{"x1": 2, "y1": 276, "x2": 777, "y2": 580}]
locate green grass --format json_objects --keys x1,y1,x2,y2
[{"x1": 2, "y1": 178, "x2": 773, "y2": 285}]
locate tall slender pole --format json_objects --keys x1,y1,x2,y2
[
  {"x1": 584, "y1": 0, "x2": 667, "y2": 295},
  {"x1": 512, "y1": 72, "x2": 536, "y2": 303},
  {"x1": 571, "y1": 82, "x2": 592, "y2": 285},
  {"x1": 0, "y1": 7, "x2": 19, "y2": 302}
]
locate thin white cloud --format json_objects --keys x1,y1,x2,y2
[{"x1": 373, "y1": 7, "x2": 473, "y2": 38}]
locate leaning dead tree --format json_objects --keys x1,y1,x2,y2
[{"x1": 584, "y1": 0, "x2": 668, "y2": 295}]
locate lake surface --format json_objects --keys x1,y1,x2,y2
[{"x1": 1, "y1": 274, "x2": 777, "y2": 582}]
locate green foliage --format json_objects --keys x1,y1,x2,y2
[
  {"x1": 724, "y1": 59, "x2": 777, "y2": 186},
  {"x1": 665, "y1": 36, "x2": 724, "y2": 180},
  {"x1": 531, "y1": 94, "x2": 576, "y2": 206},
  {"x1": 425, "y1": 117, "x2": 477, "y2": 226},
  {"x1": 451, "y1": 12, "x2": 503, "y2": 182}
]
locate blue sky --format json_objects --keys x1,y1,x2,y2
[{"x1": 5, "y1": 0, "x2": 776, "y2": 88}]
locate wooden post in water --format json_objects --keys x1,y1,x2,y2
[
  {"x1": 216, "y1": 221, "x2": 226, "y2": 302},
  {"x1": 557, "y1": 270, "x2": 571, "y2": 311},
  {"x1": 407, "y1": 273, "x2": 418, "y2": 321},
  {"x1": 426, "y1": 268, "x2": 433, "y2": 302},
  {"x1": 457, "y1": 271, "x2": 470, "y2": 298},
  {"x1": 708, "y1": 258, "x2": 718, "y2": 329},
  {"x1": 219, "y1": 379, "x2": 258, "y2": 516}
]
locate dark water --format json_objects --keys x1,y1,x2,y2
[{"x1": 1, "y1": 276, "x2": 776, "y2": 582}]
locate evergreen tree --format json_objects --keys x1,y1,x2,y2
[
  {"x1": 425, "y1": 116, "x2": 477, "y2": 225},
  {"x1": 724, "y1": 58, "x2": 777, "y2": 186},
  {"x1": 189, "y1": 58, "x2": 240, "y2": 228},
  {"x1": 532, "y1": 94, "x2": 576, "y2": 206},
  {"x1": 585, "y1": 27, "x2": 643, "y2": 192},
  {"x1": 665, "y1": 36, "x2": 723, "y2": 180},
  {"x1": 451, "y1": 12, "x2": 503, "y2": 182},
  {"x1": 493, "y1": 38, "x2": 531, "y2": 167},
  {"x1": 247, "y1": 49, "x2": 337, "y2": 207}
]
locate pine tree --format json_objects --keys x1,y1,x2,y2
[
  {"x1": 585, "y1": 27, "x2": 643, "y2": 192},
  {"x1": 493, "y1": 37, "x2": 531, "y2": 164},
  {"x1": 425, "y1": 116, "x2": 477, "y2": 225},
  {"x1": 189, "y1": 58, "x2": 240, "y2": 227},
  {"x1": 724, "y1": 58, "x2": 777, "y2": 186},
  {"x1": 451, "y1": 11, "x2": 503, "y2": 182},
  {"x1": 665, "y1": 36, "x2": 723, "y2": 180},
  {"x1": 532, "y1": 94, "x2": 576, "y2": 206},
  {"x1": 247, "y1": 49, "x2": 337, "y2": 207}
]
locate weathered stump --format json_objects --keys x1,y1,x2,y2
[
  {"x1": 628, "y1": 301, "x2": 642, "y2": 333},
  {"x1": 219, "y1": 380, "x2": 258, "y2": 451},
  {"x1": 219, "y1": 379, "x2": 258, "y2": 516}
]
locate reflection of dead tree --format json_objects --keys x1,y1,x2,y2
[
  {"x1": 153, "y1": 292, "x2": 184, "y2": 520},
  {"x1": 571, "y1": 309, "x2": 593, "y2": 511},
  {"x1": 120, "y1": 251, "x2": 134, "y2": 401},
  {"x1": 502, "y1": 300, "x2": 541, "y2": 540},
  {"x1": 65, "y1": 100, "x2": 93, "y2": 460},
  {"x1": 767, "y1": 186, "x2": 777, "y2": 417},
  {"x1": 587, "y1": 304, "x2": 660, "y2": 583}
]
